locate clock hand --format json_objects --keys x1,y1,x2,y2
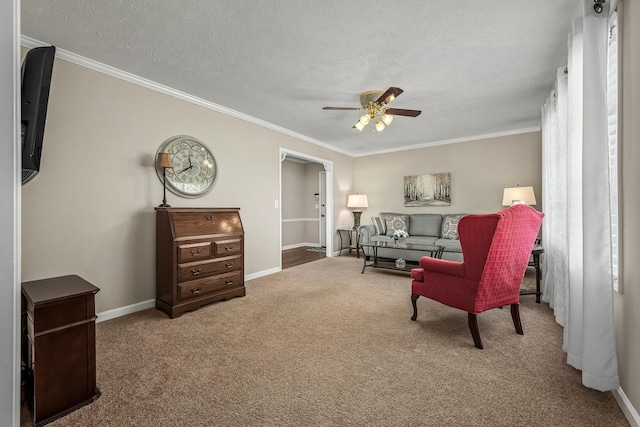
[{"x1": 178, "y1": 165, "x2": 193, "y2": 174}]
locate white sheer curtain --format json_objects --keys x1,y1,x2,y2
[{"x1": 541, "y1": 0, "x2": 619, "y2": 391}]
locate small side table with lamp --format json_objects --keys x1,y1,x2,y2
[{"x1": 345, "y1": 194, "x2": 368, "y2": 258}]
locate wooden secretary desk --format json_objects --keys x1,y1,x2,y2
[
  {"x1": 21, "y1": 275, "x2": 100, "y2": 426},
  {"x1": 155, "y1": 207, "x2": 246, "y2": 318}
]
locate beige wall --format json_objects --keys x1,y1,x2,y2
[
  {"x1": 353, "y1": 132, "x2": 542, "y2": 219},
  {"x1": 616, "y1": 0, "x2": 640, "y2": 419},
  {"x1": 20, "y1": 54, "x2": 354, "y2": 312}
]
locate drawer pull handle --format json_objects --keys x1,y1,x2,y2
[
  {"x1": 225, "y1": 280, "x2": 234, "y2": 286},
  {"x1": 224, "y1": 246, "x2": 234, "y2": 251},
  {"x1": 225, "y1": 262, "x2": 234, "y2": 269},
  {"x1": 191, "y1": 287, "x2": 201, "y2": 294},
  {"x1": 191, "y1": 267, "x2": 202, "y2": 276},
  {"x1": 191, "y1": 249, "x2": 201, "y2": 256},
  {"x1": 204, "y1": 215, "x2": 214, "y2": 221}
]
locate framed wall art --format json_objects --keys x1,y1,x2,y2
[{"x1": 404, "y1": 172, "x2": 451, "y2": 206}]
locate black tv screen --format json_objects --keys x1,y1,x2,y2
[{"x1": 21, "y1": 46, "x2": 55, "y2": 185}]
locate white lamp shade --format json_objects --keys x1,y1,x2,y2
[
  {"x1": 502, "y1": 186, "x2": 536, "y2": 206},
  {"x1": 347, "y1": 194, "x2": 369, "y2": 210}
]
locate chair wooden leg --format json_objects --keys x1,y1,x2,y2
[
  {"x1": 468, "y1": 313, "x2": 484, "y2": 349},
  {"x1": 411, "y1": 294, "x2": 419, "y2": 321},
  {"x1": 511, "y1": 304, "x2": 524, "y2": 335}
]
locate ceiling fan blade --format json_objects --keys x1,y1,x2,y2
[
  {"x1": 323, "y1": 106, "x2": 361, "y2": 111},
  {"x1": 376, "y1": 87, "x2": 404, "y2": 105},
  {"x1": 385, "y1": 108, "x2": 422, "y2": 117}
]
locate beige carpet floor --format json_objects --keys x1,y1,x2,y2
[{"x1": 27, "y1": 256, "x2": 628, "y2": 426}]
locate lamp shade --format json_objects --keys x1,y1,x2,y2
[
  {"x1": 156, "y1": 152, "x2": 173, "y2": 168},
  {"x1": 347, "y1": 194, "x2": 368, "y2": 210},
  {"x1": 502, "y1": 186, "x2": 536, "y2": 206}
]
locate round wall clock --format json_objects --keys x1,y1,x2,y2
[{"x1": 155, "y1": 135, "x2": 217, "y2": 198}]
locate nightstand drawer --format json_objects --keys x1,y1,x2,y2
[
  {"x1": 214, "y1": 239, "x2": 241, "y2": 256},
  {"x1": 177, "y1": 272, "x2": 243, "y2": 301},
  {"x1": 178, "y1": 242, "x2": 212, "y2": 262},
  {"x1": 177, "y1": 255, "x2": 242, "y2": 282}
]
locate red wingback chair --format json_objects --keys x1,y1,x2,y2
[{"x1": 410, "y1": 204, "x2": 544, "y2": 349}]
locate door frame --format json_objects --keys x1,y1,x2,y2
[
  {"x1": 279, "y1": 148, "x2": 333, "y2": 269},
  {"x1": 318, "y1": 170, "x2": 326, "y2": 247}
]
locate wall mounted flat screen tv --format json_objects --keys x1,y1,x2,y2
[{"x1": 21, "y1": 46, "x2": 56, "y2": 185}]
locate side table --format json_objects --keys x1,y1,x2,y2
[
  {"x1": 337, "y1": 228, "x2": 361, "y2": 258},
  {"x1": 520, "y1": 245, "x2": 544, "y2": 303}
]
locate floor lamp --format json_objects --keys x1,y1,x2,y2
[{"x1": 347, "y1": 194, "x2": 368, "y2": 229}]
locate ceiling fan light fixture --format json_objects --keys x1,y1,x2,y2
[
  {"x1": 360, "y1": 114, "x2": 370, "y2": 125},
  {"x1": 375, "y1": 120, "x2": 386, "y2": 131},
  {"x1": 354, "y1": 120, "x2": 365, "y2": 131},
  {"x1": 381, "y1": 114, "x2": 394, "y2": 125}
]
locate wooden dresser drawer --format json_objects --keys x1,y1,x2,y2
[
  {"x1": 177, "y1": 242, "x2": 212, "y2": 262},
  {"x1": 177, "y1": 255, "x2": 242, "y2": 282},
  {"x1": 178, "y1": 272, "x2": 243, "y2": 301},
  {"x1": 214, "y1": 238, "x2": 241, "y2": 256}
]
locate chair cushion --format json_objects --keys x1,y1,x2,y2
[
  {"x1": 384, "y1": 215, "x2": 409, "y2": 236},
  {"x1": 441, "y1": 214, "x2": 465, "y2": 239}
]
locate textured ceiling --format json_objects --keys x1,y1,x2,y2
[{"x1": 21, "y1": 1, "x2": 580, "y2": 156}]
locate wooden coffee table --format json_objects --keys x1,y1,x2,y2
[{"x1": 360, "y1": 241, "x2": 444, "y2": 273}]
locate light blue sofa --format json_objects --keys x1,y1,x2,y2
[{"x1": 358, "y1": 212, "x2": 464, "y2": 262}]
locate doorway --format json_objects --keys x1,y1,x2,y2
[{"x1": 279, "y1": 148, "x2": 333, "y2": 270}]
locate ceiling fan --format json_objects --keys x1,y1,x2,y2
[{"x1": 323, "y1": 87, "x2": 421, "y2": 131}]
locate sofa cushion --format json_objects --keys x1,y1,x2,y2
[
  {"x1": 372, "y1": 216, "x2": 386, "y2": 235},
  {"x1": 406, "y1": 236, "x2": 439, "y2": 246},
  {"x1": 409, "y1": 214, "x2": 443, "y2": 237},
  {"x1": 441, "y1": 214, "x2": 465, "y2": 239},
  {"x1": 434, "y1": 238, "x2": 463, "y2": 253},
  {"x1": 384, "y1": 215, "x2": 409, "y2": 236}
]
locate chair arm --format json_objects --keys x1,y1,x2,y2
[{"x1": 419, "y1": 257, "x2": 465, "y2": 277}]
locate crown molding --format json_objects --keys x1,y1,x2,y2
[
  {"x1": 351, "y1": 126, "x2": 542, "y2": 157},
  {"x1": 21, "y1": 36, "x2": 541, "y2": 159},
  {"x1": 20, "y1": 36, "x2": 354, "y2": 157}
]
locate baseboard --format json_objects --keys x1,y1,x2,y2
[
  {"x1": 96, "y1": 299, "x2": 155, "y2": 323},
  {"x1": 282, "y1": 242, "x2": 322, "y2": 250},
  {"x1": 613, "y1": 386, "x2": 640, "y2": 427},
  {"x1": 245, "y1": 267, "x2": 281, "y2": 281},
  {"x1": 95, "y1": 267, "x2": 283, "y2": 322}
]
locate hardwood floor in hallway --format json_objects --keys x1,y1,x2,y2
[{"x1": 282, "y1": 246, "x2": 326, "y2": 269}]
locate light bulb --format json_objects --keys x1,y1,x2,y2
[
  {"x1": 375, "y1": 120, "x2": 386, "y2": 131},
  {"x1": 360, "y1": 114, "x2": 370, "y2": 125},
  {"x1": 355, "y1": 120, "x2": 365, "y2": 131},
  {"x1": 382, "y1": 114, "x2": 393, "y2": 125}
]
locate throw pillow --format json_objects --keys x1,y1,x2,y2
[
  {"x1": 441, "y1": 214, "x2": 465, "y2": 240},
  {"x1": 372, "y1": 216, "x2": 386, "y2": 235},
  {"x1": 385, "y1": 215, "x2": 409, "y2": 236}
]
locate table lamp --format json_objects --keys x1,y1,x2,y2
[
  {"x1": 156, "y1": 152, "x2": 174, "y2": 207},
  {"x1": 502, "y1": 186, "x2": 536, "y2": 206},
  {"x1": 347, "y1": 194, "x2": 368, "y2": 229}
]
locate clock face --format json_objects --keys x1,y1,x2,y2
[{"x1": 156, "y1": 135, "x2": 217, "y2": 198}]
